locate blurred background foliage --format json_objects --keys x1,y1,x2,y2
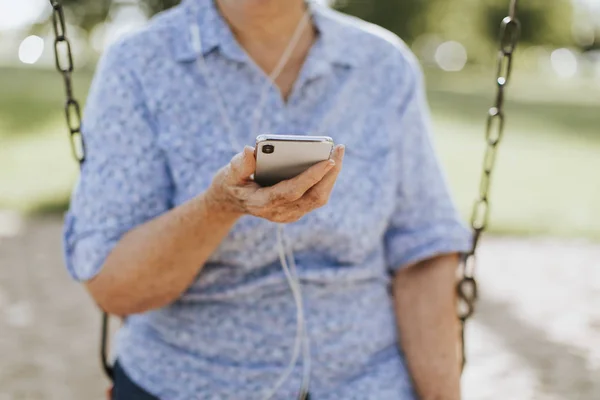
[
  {"x1": 56, "y1": 0, "x2": 179, "y2": 30},
  {"x1": 336, "y1": 0, "x2": 574, "y2": 46},
  {"x1": 54, "y1": 0, "x2": 578, "y2": 62}
]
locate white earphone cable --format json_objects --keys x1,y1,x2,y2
[
  {"x1": 284, "y1": 233, "x2": 311, "y2": 394},
  {"x1": 261, "y1": 225, "x2": 307, "y2": 400},
  {"x1": 189, "y1": 6, "x2": 313, "y2": 399},
  {"x1": 249, "y1": 11, "x2": 311, "y2": 138},
  {"x1": 190, "y1": 11, "x2": 310, "y2": 152}
]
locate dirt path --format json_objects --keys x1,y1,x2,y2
[{"x1": 1, "y1": 215, "x2": 599, "y2": 400}]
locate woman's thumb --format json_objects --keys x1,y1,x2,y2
[{"x1": 230, "y1": 146, "x2": 256, "y2": 182}]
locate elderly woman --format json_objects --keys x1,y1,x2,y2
[{"x1": 64, "y1": 0, "x2": 471, "y2": 399}]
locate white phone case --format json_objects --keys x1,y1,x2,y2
[{"x1": 254, "y1": 134, "x2": 334, "y2": 187}]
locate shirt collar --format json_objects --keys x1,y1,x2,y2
[
  {"x1": 173, "y1": 0, "x2": 359, "y2": 69},
  {"x1": 308, "y1": 2, "x2": 359, "y2": 68}
]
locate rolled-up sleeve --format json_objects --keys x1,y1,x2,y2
[
  {"x1": 63, "y1": 41, "x2": 172, "y2": 282},
  {"x1": 384, "y1": 56, "x2": 471, "y2": 272}
]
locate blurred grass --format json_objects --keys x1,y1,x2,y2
[
  {"x1": 1, "y1": 65, "x2": 599, "y2": 239},
  {"x1": 427, "y1": 67, "x2": 600, "y2": 240}
]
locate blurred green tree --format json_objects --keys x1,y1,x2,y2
[
  {"x1": 335, "y1": 0, "x2": 574, "y2": 62},
  {"x1": 423, "y1": 0, "x2": 573, "y2": 61},
  {"x1": 58, "y1": 0, "x2": 180, "y2": 29},
  {"x1": 333, "y1": 0, "x2": 427, "y2": 44}
]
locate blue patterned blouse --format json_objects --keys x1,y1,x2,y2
[{"x1": 63, "y1": 0, "x2": 471, "y2": 398}]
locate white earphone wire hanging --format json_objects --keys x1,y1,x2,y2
[
  {"x1": 261, "y1": 225, "x2": 308, "y2": 400},
  {"x1": 189, "y1": 10, "x2": 311, "y2": 152},
  {"x1": 189, "y1": 4, "x2": 313, "y2": 399}
]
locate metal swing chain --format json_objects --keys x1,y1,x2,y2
[
  {"x1": 49, "y1": 0, "x2": 86, "y2": 163},
  {"x1": 49, "y1": 0, "x2": 114, "y2": 381},
  {"x1": 457, "y1": 0, "x2": 521, "y2": 372}
]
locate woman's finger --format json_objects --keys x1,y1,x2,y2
[
  {"x1": 229, "y1": 146, "x2": 256, "y2": 183},
  {"x1": 263, "y1": 158, "x2": 335, "y2": 203},
  {"x1": 306, "y1": 145, "x2": 345, "y2": 200},
  {"x1": 273, "y1": 145, "x2": 345, "y2": 214}
]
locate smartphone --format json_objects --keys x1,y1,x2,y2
[{"x1": 254, "y1": 134, "x2": 335, "y2": 187}]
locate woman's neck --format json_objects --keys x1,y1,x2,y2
[
  {"x1": 215, "y1": 0, "x2": 316, "y2": 100},
  {"x1": 216, "y1": 0, "x2": 310, "y2": 48}
]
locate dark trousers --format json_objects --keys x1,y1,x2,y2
[
  {"x1": 112, "y1": 362, "x2": 159, "y2": 400},
  {"x1": 111, "y1": 362, "x2": 312, "y2": 400}
]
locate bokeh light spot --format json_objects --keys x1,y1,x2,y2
[
  {"x1": 18, "y1": 35, "x2": 44, "y2": 65},
  {"x1": 435, "y1": 41, "x2": 468, "y2": 72},
  {"x1": 550, "y1": 48, "x2": 578, "y2": 79}
]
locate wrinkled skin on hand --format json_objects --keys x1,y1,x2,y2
[{"x1": 207, "y1": 144, "x2": 345, "y2": 223}]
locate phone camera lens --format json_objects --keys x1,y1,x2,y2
[{"x1": 262, "y1": 145, "x2": 275, "y2": 154}]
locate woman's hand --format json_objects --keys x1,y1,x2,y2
[{"x1": 207, "y1": 144, "x2": 345, "y2": 223}]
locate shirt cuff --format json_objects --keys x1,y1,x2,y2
[
  {"x1": 63, "y1": 213, "x2": 120, "y2": 282},
  {"x1": 384, "y1": 222, "x2": 472, "y2": 272}
]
